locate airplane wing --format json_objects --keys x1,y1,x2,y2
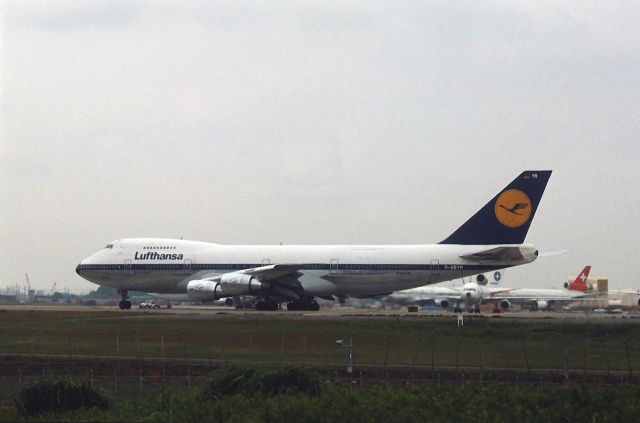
[
  {"x1": 234, "y1": 264, "x2": 305, "y2": 300},
  {"x1": 194, "y1": 264, "x2": 305, "y2": 301},
  {"x1": 237, "y1": 264, "x2": 303, "y2": 281}
]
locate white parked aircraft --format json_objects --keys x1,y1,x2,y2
[
  {"x1": 76, "y1": 170, "x2": 551, "y2": 310},
  {"x1": 389, "y1": 266, "x2": 595, "y2": 312},
  {"x1": 491, "y1": 265, "x2": 596, "y2": 311},
  {"x1": 386, "y1": 271, "x2": 506, "y2": 312}
]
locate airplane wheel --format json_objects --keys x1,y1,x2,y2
[
  {"x1": 287, "y1": 302, "x2": 299, "y2": 311},
  {"x1": 119, "y1": 301, "x2": 126, "y2": 310},
  {"x1": 269, "y1": 302, "x2": 279, "y2": 311},
  {"x1": 310, "y1": 301, "x2": 320, "y2": 311},
  {"x1": 256, "y1": 301, "x2": 267, "y2": 311},
  {"x1": 124, "y1": 301, "x2": 132, "y2": 310}
]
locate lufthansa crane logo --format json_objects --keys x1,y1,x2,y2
[{"x1": 494, "y1": 189, "x2": 531, "y2": 228}]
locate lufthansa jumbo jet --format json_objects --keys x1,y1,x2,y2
[{"x1": 76, "y1": 170, "x2": 551, "y2": 310}]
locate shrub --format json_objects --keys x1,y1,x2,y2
[
  {"x1": 202, "y1": 366, "x2": 323, "y2": 399},
  {"x1": 258, "y1": 367, "x2": 322, "y2": 396},
  {"x1": 15, "y1": 377, "x2": 110, "y2": 416}
]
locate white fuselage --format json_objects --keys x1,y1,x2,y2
[{"x1": 76, "y1": 238, "x2": 538, "y2": 298}]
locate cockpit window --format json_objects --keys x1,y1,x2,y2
[{"x1": 105, "y1": 244, "x2": 114, "y2": 249}]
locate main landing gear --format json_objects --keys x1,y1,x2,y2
[
  {"x1": 255, "y1": 300, "x2": 279, "y2": 311},
  {"x1": 118, "y1": 289, "x2": 132, "y2": 310},
  {"x1": 287, "y1": 299, "x2": 320, "y2": 311}
]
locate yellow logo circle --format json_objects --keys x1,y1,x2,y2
[{"x1": 494, "y1": 189, "x2": 532, "y2": 228}]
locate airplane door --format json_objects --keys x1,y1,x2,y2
[
  {"x1": 430, "y1": 259, "x2": 440, "y2": 276},
  {"x1": 330, "y1": 259, "x2": 339, "y2": 274},
  {"x1": 184, "y1": 259, "x2": 192, "y2": 275},
  {"x1": 124, "y1": 259, "x2": 132, "y2": 275}
]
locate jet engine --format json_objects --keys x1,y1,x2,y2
[
  {"x1": 218, "y1": 273, "x2": 264, "y2": 296},
  {"x1": 476, "y1": 274, "x2": 488, "y2": 285},
  {"x1": 500, "y1": 299, "x2": 511, "y2": 310},
  {"x1": 439, "y1": 299, "x2": 449, "y2": 309},
  {"x1": 530, "y1": 300, "x2": 548, "y2": 311},
  {"x1": 187, "y1": 273, "x2": 265, "y2": 301},
  {"x1": 187, "y1": 280, "x2": 221, "y2": 301}
]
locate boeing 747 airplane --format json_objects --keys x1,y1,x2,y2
[{"x1": 75, "y1": 170, "x2": 551, "y2": 310}]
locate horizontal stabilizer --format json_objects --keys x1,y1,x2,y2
[{"x1": 460, "y1": 246, "x2": 533, "y2": 262}]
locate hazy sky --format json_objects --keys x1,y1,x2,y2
[{"x1": 2, "y1": 1, "x2": 639, "y2": 293}]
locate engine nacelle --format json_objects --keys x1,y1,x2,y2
[
  {"x1": 187, "y1": 280, "x2": 222, "y2": 301},
  {"x1": 500, "y1": 299, "x2": 511, "y2": 310},
  {"x1": 439, "y1": 299, "x2": 449, "y2": 309},
  {"x1": 218, "y1": 272, "x2": 264, "y2": 296},
  {"x1": 476, "y1": 274, "x2": 488, "y2": 285}
]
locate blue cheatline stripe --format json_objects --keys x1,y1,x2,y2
[{"x1": 76, "y1": 263, "x2": 506, "y2": 272}]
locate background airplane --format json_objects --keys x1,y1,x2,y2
[
  {"x1": 387, "y1": 271, "x2": 507, "y2": 312},
  {"x1": 388, "y1": 266, "x2": 596, "y2": 313}
]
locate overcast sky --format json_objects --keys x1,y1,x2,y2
[{"x1": 1, "y1": 1, "x2": 639, "y2": 293}]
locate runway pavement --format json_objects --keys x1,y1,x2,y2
[{"x1": 1, "y1": 303, "x2": 638, "y2": 322}]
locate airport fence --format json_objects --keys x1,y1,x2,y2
[{"x1": 2, "y1": 324, "x2": 640, "y2": 402}]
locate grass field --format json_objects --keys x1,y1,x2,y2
[
  {"x1": 1, "y1": 307, "x2": 640, "y2": 374},
  {"x1": 3, "y1": 308, "x2": 640, "y2": 420}
]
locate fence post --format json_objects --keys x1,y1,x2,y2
[
  {"x1": 521, "y1": 339, "x2": 531, "y2": 379},
  {"x1": 564, "y1": 348, "x2": 569, "y2": 384},
  {"x1": 67, "y1": 333, "x2": 72, "y2": 374},
  {"x1": 219, "y1": 337, "x2": 227, "y2": 364},
  {"x1": 352, "y1": 333, "x2": 356, "y2": 368},
  {"x1": 411, "y1": 334, "x2": 420, "y2": 374},
  {"x1": 182, "y1": 331, "x2": 187, "y2": 365},
  {"x1": 625, "y1": 340, "x2": 633, "y2": 381},
  {"x1": 161, "y1": 331, "x2": 165, "y2": 361},
  {"x1": 303, "y1": 333, "x2": 308, "y2": 367},
  {"x1": 280, "y1": 332, "x2": 284, "y2": 365},
  {"x1": 606, "y1": 333, "x2": 610, "y2": 382},
  {"x1": 136, "y1": 330, "x2": 142, "y2": 370},
  {"x1": 138, "y1": 368, "x2": 143, "y2": 397},
  {"x1": 45, "y1": 331, "x2": 49, "y2": 365},
  {"x1": 116, "y1": 332, "x2": 120, "y2": 373},
  {"x1": 583, "y1": 334, "x2": 590, "y2": 382},
  {"x1": 209, "y1": 332, "x2": 213, "y2": 367},
  {"x1": 383, "y1": 332, "x2": 389, "y2": 372},
  {"x1": 431, "y1": 331, "x2": 435, "y2": 373},
  {"x1": 479, "y1": 337, "x2": 484, "y2": 375},
  {"x1": 323, "y1": 332, "x2": 328, "y2": 369},
  {"x1": 455, "y1": 330, "x2": 459, "y2": 373}
]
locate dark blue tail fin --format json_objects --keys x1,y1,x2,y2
[{"x1": 439, "y1": 170, "x2": 551, "y2": 245}]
